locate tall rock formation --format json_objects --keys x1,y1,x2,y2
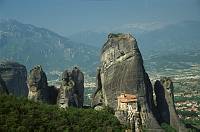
[
  {"x1": 28, "y1": 65, "x2": 58, "y2": 104},
  {"x1": 0, "y1": 75, "x2": 9, "y2": 94},
  {"x1": 93, "y1": 33, "x2": 187, "y2": 131},
  {"x1": 57, "y1": 70, "x2": 75, "y2": 108},
  {"x1": 92, "y1": 67, "x2": 104, "y2": 107},
  {"x1": 57, "y1": 67, "x2": 84, "y2": 108},
  {"x1": 71, "y1": 67, "x2": 84, "y2": 107},
  {"x1": 154, "y1": 77, "x2": 186, "y2": 131},
  {"x1": 93, "y1": 33, "x2": 162, "y2": 130},
  {"x1": 0, "y1": 61, "x2": 28, "y2": 96}
]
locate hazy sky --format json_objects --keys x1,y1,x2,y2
[{"x1": 0, "y1": 0, "x2": 199, "y2": 36}]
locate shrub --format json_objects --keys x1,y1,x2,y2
[
  {"x1": 0, "y1": 94, "x2": 125, "y2": 131},
  {"x1": 161, "y1": 123, "x2": 177, "y2": 132}
]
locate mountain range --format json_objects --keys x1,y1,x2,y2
[
  {"x1": 70, "y1": 21, "x2": 200, "y2": 71},
  {"x1": 0, "y1": 19, "x2": 200, "y2": 76},
  {"x1": 0, "y1": 19, "x2": 99, "y2": 76}
]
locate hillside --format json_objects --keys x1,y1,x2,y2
[{"x1": 0, "y1": 19, "x2": 99, "y2": 75}]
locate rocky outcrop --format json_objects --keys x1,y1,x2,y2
[
  {"x1": 57, "y1": 70, "x2": 75, "y2": 108},
  {"x1": 71, "y1": 67, "x2": 84, "y2": 107},
  {"x1": 93, "y1": 33, "x2": 186, "y2": 131},
  {"x1": 154, "y1": 77, "x2": 186, "y2": 131},
  {"x1": 57, "y1": 67, "x2": 84, "y2": 108},
  {"x1": 92, "y1": 67, "x2": 103, "y2": 107},
  {"x1": 0, "y1": 61, "x2": 28, "y2": 96},
  {"x1": 28, "y1": 65, "x2": 58, "y2": 104},
  {"x1": 154, "y1": 80, "x2": 170, "y2": 124},
  {"x1": 93, "y1": 33, "x2": 162, "y2": 130},
  {"x1": 0, "y1": 75, "x2": 8, "y2": 94}
]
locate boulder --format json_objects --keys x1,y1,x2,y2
[{"x1": 0, "y1": 61, "x2": 28, "y2": 96}]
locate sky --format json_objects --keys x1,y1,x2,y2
[{"x1": 0, "y1": 0, "x2": 200, "y2": 36}]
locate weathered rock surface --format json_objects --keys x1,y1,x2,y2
[
  {"x1": 71, "y1": 67, "x2": 84, "y2": 107},
  {"x1": 0, "y1": 75, "x2": 8, "y2": 94},
  {"x1": 57, "y1": 67, "x2": 84, "y2": 108},
  {"x1": 154, "y1": 77, "x2": 186, "y2": 131},
  {"x1": 93, "y1": 33, "x2": 162, "y2": 130},
  {"x1": 154, "y1": 80, "x2": 170, "y2": 124},
  {"x1": 92, "y1": 67, "x2": 103, "y2": 107},
  {"x1": 93, "y1": 33, "x2": 186, "y2": 131},
  {"x1": 28, "y1": 65, "x2": 58, "y2": 104},
  {"x1": 0, "y1": 61, "x2": 28, "y2": 96},
  {"x1": 57, "y1": 70, "x2": 75, "y2": 108}
]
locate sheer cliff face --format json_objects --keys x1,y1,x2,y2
[
  {"x1": 154, "y1": 78, "x2": 186, "y2": 131},
  {"x1": 93, "y1": 33, "x2": 185, "y2": 131},
  {"x1": 99, "y1": 34, "x2": 149, "y2": 110},
  {"x1": 0, "y1": 61, "x2": 28, "y2": 96},
  {"x1": 93, "y1": 33, "x2": 161, "y2": 129}
]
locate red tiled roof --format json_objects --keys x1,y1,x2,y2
[{"x1": 117, "y1": 93, "x2": 137, "y2": 103}]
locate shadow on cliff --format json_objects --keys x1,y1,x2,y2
[{"x1": 154, "y1": 80, "x2": 170, "y2": 125}]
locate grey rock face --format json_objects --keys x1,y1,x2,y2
[
  {"x1": 57, "y1": 70, "x2": 75, "y2": 108},
  {"x1": 28, "y1": 65, "x2": 58, "y2": 104},
  {"x1": 93, "y1": 33, "x2": 161, "y2": 130},
  {"x1": 71, "y1": 67, "x2": 84, "y2": 107},
  {"x1": 28, "y1": 65, "x2": 48, "y2": 102},
  {"x1": 92, "y1": 67, "x2": 103, "y2": 107},
  {"x1": 57, "y1": 67, "x2": 84, "y2": 108},
  {"x1": 0, "y1": 75, "x2": 8, "y2": 94},
  {"x1": 154, "y1": 80, "x2": 170, "y2": 124},
  {"x1": 98, "y1": 33, "x2": 145, "y2": 108},
  {"x1": 0, "y1": 61, "x2": 28, "y2": 96},
  {"x1": 154, "y1": 78, "x2": 186, "y2": 131}
]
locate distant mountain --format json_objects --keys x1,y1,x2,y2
[
  {"x1": 137, "y1": 21, "x2": 200, "y2": 71},
  {"x1": 0, "y1": 19, "x2": 99, "y2": 75},
  {"x1": 69, "y1": 22, "x2": 169, "y2": 48},
  {"x1": 69, "y1": 21, "x2": 200, "y2": 71},
  {"x1": 137, "y1": 21, "x2": 200, "y2": 56},
  {"x1": 1, "y1": 19, "x2": 200, "y2": 76}
]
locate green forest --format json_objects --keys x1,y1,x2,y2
[{"x1": 0, "y1": 94, "x2": 125, "y2": 132}]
